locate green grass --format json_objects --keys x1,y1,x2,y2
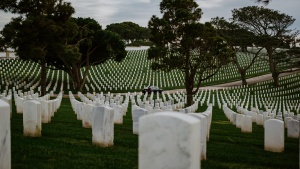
[
  {"x1": 11, "y1": 99, "x2": 138, "y2": 169},
  {"x1": 10, "y1": 98, "x2": 298, "y2": 169},
  {"x1": 202, "y1": 107, "x2": 298, "y2": 169}
]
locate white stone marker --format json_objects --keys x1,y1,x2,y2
[
  {"x1": 23, "y1": 100, "x2": 42, "y2": 137},
  {"x1": 284, "y1": 117, "x2": 292, "y2": 128},
  {"x1": 256, "y1": 114, "x2": 263, "y2": 126},
  {"x1": 236, "y1": 114, "x2": 243, "y2": 128},
  {"x1": 92, "y1": 105, "x2": 114, "y2": 147},
  {"x1": 139, "y1": 112, "x2": 201, "y2": 169},
  {"x1": 133, "y1": 108, "x2": 147, "y2": 134},
  {"x1": 113, "y1": 105, "x2": 123, "y2": 124},
  {"x1": 82, "y1": 104, "x2": 94, "y2": 128},
  {"x1": 189, "y1": 113, "x2": 207, "y2": 160},
  {"x1": 0, "y1": 100, "x2": 11, "y2": 169},
  {"x1": 264, "y1": 119, "x2": 284, "y2": 152},
  {"x1": 41, "y1": 100, "x2": 50, "y2": 123},
  {"x1": 241, "y1": 115, "x2": 252, "y2": 133},
  {"x1": 287, "y1": 119, "x2": 299, "y2": 138}
]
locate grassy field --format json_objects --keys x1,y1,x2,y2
[{"x1": 11, "y1": 98, "x2": 298, "y2": 169}]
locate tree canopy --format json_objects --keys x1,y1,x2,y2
[
  {"x1": 53, "y1": 17, "x2": 127, "y2": 91},
  {"x1": 106, "y1": 21, "x2": 150, "y2": 44},
  {"x1": 232, "y1": 6, "x2": 300, "y2": 86},
  {"x1": 1, "y1": 1, "x2": 127, "y2": 93},
  {"x1": 0, "y1": 0, "x2": 75, "y2": 96},
  {"x1": 148, "y1": 0, "x2": 233, "y2": 106},
  {"x1": 211, "y1": 17, "x2": 263, "y2": 85}
]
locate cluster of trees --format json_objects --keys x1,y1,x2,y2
[
  {"x1": 106, "y1": 22, "x2": 150, "y2": 45},
  {"x1": 147, "y1": 0, "x2": 299, "y2": 106},
  {"x1": 148, "y1": 0, "x2": 234, "y2": 106},
  {"x1": 1, "y1": 0, "x2": 299, "y2": 106},
  {"x1": 211, "y1": 6, "x2": 299, "y2": 86},
  {"x1": 0, "y1": 0, "x2": 127, "y2": 95}
]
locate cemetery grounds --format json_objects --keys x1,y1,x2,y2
[{"x1": 0, "y1": 49, "x2": 299, "y2": 168}]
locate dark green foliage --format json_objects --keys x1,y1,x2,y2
[
  {"x1": 0, "y1": 0, "x2": 75, "y2": 96},
  {"x1": 231, "y1": 6, "x2": 300, "y2": 86},
  {"x1": 211, "y1": 17, "x2": 263, "y2": 85},
  {"x1": 106, "y1": 21, "x2": 150, "y2": 44},
  {"x1": 148, "y1": 0, "x2": 233, "y2": 106},
  {"x1": 55, "y1": 17, "x2": 127, "y2": 91}
]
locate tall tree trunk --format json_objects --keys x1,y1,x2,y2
[
  {"x1": 184, "y1": 51, "x2": 194, "y2": 107},
  {"x1": 185, "y1": 71, "x2": 194, "y2": 106},
  {"x1": 272, "y1": 73, "x2": 280, "y2": 87},
  {"x1": 186, "y1": 86, "x2": 194, "y2": 107},
  {"x1": 68, "y1": 66, "x2": 81, "y2": 92},
  {"x1": 68, "y1": 65, "x2": 90, "y2": 92},
  {"x1": 40, "y1": 59, "x2": 47, "y2": 96},
  {"x1": 74, "y1": 67, "x2": 82, "y2": 92},
  {"x1": 239, "y1": 69, "x2": 247, "y2": 85},
  {"x1": 266, "y1": 47, "x2": 279, "y2": 87},
  {"x1": 79, "y1": 65, "x2": 90, "y2": 91}
]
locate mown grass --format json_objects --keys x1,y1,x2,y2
[
  {"x1": 11, "y1": 99, "x2": 298, "y2": 169},
  {"x1": 11, "y1": 99, "x2": 138, "y2": 169}
]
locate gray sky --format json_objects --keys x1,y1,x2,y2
[{"x1": 0, "y1": 0, "x2": 299, "y2": 30}]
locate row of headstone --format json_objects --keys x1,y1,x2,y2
[
  {"x1": 222, "y1": 104, "x2": 291, "y2": 153},
  {"x1": 223, "y1": 104, "x2": 252, "y2": 133},
  {"x1": 21, "y1": 92, "x2": 63, "y2": 137},
  {"x1": 69, "y1": 91, "x2": 129, "y2": 147},
  {"x1": 75, "y1": 92, "x2": 128, "y2": 125},
  {"x1": 215, "y1": 80, "x2": 300, "y2": 115}
]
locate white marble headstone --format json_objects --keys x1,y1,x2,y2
[
  {"x1": 287, "y1": 119, "x2": 299, "y2": 138},
  {"x1": 92, "y1": 106, "x2": 114, "y2": 147},
  {"x1": 23, "y1": 100, "x2": 42, "y2": 137},
  {"x1": 189, "y1": 113, "x2": 207, "y2": 160},
  {"x1": 139, "y1": 112, "x2": 201, "y2": 169},
  {"x1": 264, "y1": 119, "x2": 284, "y2": 152},
  {"x1": 133, "y1": 108, "x2": 147, "y2": 134},
  {"x1": 241, "y1": 115, "x2": 252, "y2": 133},
  {"x1": 0, "y1": 100, "x2": 11, "y2": 169},
  {"x1": 113, "y1": 105, "x2": 123, "y2": 124}
]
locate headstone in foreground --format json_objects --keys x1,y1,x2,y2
[
  {"x1": 0, "y1": 100, "x2": 11, "y2": 169},
  {"x1": 23, "y1": 100, "x2": 42, "y2": 137},
  {"x1": 264, "y1": 119, "x2": 284, "y2": 152},
  {"x1": 92, "y1": 105, "x2": 114, "y2": 147},
  {"x1": 139, "y1": 112, "x2": 201, "y2": 169}
]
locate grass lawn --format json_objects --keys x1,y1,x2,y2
[{"x1": 11, "y1": 98, "x2": 298, "y2": 169}]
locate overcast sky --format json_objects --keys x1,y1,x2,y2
[{"x1": 0, "y1": 0, "x2": 299, "y2": 30}]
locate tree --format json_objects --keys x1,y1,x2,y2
[
  {"x1": 148, "y1": 0, "x2": 233, "y2": 106},
  {"x1": 106, "y1": 21, "x2": 150, "y2": 44},
  {"x1": 52, "y1": 17, "x2": 127, "y2": 91},
  {"x1": 0, "y1": 0, "x2": 75, "y2": 96},
  {"x1": 211, "y1": 17, "x2": 263, "y2": 85},
  {"x1": 232, "y1": 6, "x2": 300, "y2": 86}
]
